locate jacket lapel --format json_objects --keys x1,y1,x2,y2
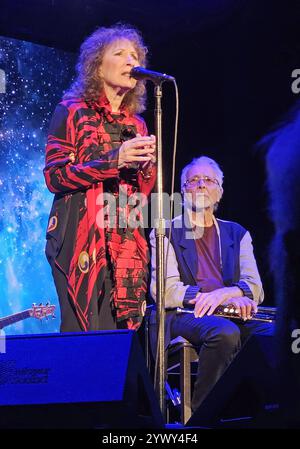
[
  {"x1": 173, "y1": 217, "x2": 235, "y2": 286},
  {"x1": 217, "y1": 220, "x2": 234, "y2": 285},
  {"x1": 177, "y1": 218, "x2": 198, "y2": 283}
]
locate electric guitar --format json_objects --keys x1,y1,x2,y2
[{"x1": 0, "y1": 303, "x2": 56, "y2": 329}]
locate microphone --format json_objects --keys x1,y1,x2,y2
[{"x1": 130, "y1": 66, "x2": 175, "y2": 83}]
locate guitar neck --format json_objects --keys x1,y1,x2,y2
[{"x1": 0, "y1": 310, "x2": 31, "y2": 329}]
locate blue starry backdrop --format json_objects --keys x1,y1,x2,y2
[{"x1": 0, "y1": 36, "x2": 76, "y2": 334}]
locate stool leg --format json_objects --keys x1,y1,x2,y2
[{"x1": 180, "y1": 346, "x2": 192, "y2": 424}]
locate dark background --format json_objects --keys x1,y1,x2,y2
[{"x1": 1, "y1": 0, "x2": 300, "y2": 303}]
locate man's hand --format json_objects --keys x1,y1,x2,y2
[
  {"x1": 222, "y1": 297, "x2": 258, "y2": 321},
  {"x1": 188, "y1": 286, "x2": 245, "y2": 318}
]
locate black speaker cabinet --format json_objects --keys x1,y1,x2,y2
[
  {"x1": 186, "y1": 334, "x2": 282, "y2": 428},
  {"x1": 0, "y1": 330, "x2": 164, "y2": 428}
]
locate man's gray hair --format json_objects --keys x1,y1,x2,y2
[{"x1": 181, "y1": 156, "x2": 224, "y2": 191}]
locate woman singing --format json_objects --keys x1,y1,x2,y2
[{"x1": 44, "y1": 24, "x2": 156, "y2": 332}]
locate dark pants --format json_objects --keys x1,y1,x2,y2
[
  {"x1": 50, "y1": 261, "x2": 117, "y2": 332},
  {"x1": 170, "y1": 313, "x2": 274, "y2": 412}
]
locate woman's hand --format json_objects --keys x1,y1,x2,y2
[{"x1": 118, "y1": 133, "x2": 156, "y2": 169}]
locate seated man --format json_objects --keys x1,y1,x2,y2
[{"x1": 150, "y1": 155, "x2": 273, "y2": 413}]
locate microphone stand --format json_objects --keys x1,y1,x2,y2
[{"x1": 153, "y1": 82, "x2": 166, "y2": 420}]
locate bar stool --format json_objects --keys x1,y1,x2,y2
[
  {"x1": 167, "y1": 336, "x2": 199, "y2": 424},
  {"x1": 143, "y1": 305, "x2": 199, "y2": 424}
]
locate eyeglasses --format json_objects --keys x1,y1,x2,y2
[{"x1": 183, "y1": 175, "x2": 220, "y2": 188}]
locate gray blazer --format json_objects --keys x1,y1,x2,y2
[{"x1": 149, "y1": 215, "x2": 264, "y2": 349}]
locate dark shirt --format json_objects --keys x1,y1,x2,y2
[{"x1": 194, "y1": 224, "x2": 224, "y2": 292}]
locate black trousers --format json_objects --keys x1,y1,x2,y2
[
  {"x1": 50, "y1": 261, "x2": 117, "y2": 332},
  {"x1": 170, "y1": 313, "x2": 274, "y2": 412}
]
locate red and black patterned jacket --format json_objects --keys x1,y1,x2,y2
[{"x1": 44, "y1": 95, "x2": 156, "y2": 331}]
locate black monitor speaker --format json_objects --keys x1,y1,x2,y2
[
  {"x1": 0, "y1": 330, "x2": 163, "y2": 428},
  {"x1": 186, "y1": 334, "x2": 282, "y2": 428}
]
